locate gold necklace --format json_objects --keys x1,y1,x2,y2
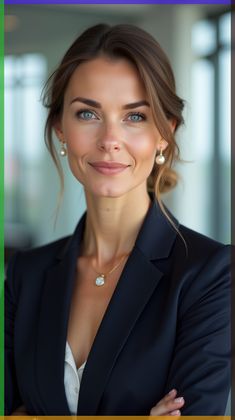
[{"x1": 92, "y1": 254, "x2": 129, "y2": 286}]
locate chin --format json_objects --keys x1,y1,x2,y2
[
  {"x1": 88, "y1": 183, "x2": 131, "y2": 198},
  {"x1": 94, "y1": 189, "x2": 127, "y2": 198}
]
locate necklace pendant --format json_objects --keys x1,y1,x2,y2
[{"x1": 95, "y1": 275, "x2": 105, "y2": 286}]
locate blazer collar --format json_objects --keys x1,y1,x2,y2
[
  {"x1": 135, "y1": 197, "x2": 179, "y2": 260},
  {"x1": 58, "y1": 196, "x2": 179, "y2": 262}
]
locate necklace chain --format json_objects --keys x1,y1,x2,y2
[{"x1": 92, "y1": 254, "x2": 129, "y2": 286}]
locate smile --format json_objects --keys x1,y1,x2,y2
[{"x1": 88, "y1": 161, "x2": 130, "y2": 175}]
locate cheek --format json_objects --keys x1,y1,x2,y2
[
  {"x1": 127, "y1": 132, "x2": 157, "y2": 162},
  {"x1": 64, "y1": 124, "x2": 97, "y2": 156}
]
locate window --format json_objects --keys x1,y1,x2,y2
[
  {"x1": 4, "y1": 53, "x2": 47, "y2": 248},
  {"x1": 191, "y1": 11, "x2": 231, "y2": 243}
]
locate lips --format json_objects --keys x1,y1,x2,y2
[
  {"x1": 88, "y1": 161, "x2": 130, "y2": 175},
  {"x1": 89, "y1": 161, "x2": 129, "y2": 169}
]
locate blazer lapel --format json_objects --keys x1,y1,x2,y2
[
  {"x1": 77, "y1": 199, "x2": 179, "y2": 415},
  {"x1": 35, "y1": 214, "x2": 86, "y2": 415},
  {"x1": 77, "y1": 247, "x2": 164, "y2": 415},
  {"x1": 35, "y1": 198, "x2": 179, "y2": 415}
]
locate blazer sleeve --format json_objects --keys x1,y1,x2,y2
[
  {"x1": 5, "y1": 252, "x2": 24, "y2": 415},
  {"x1": 164, "y1": 245, "x2": 231, "y2": 415}
]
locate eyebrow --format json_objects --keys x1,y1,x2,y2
[{"x1": 69, "y1": 96, "x2": 150, "y2": 109}]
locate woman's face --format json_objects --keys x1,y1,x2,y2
[{"x1": 55, "y1": 56, "x2": 168, "y2": 198}]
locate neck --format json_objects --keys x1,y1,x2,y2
[{"x1": 82, "y1": 185, "x2": 151, "y2": 266}]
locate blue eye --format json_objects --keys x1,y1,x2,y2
[
  {"x1": 76, "y1": 110, "x2": 97, "y2": 120},
  {"x1": 127, "y1": 113, "x2": 145, "y2": 122}
]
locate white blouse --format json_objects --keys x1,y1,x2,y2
[{"x1": 64, "y1": 342, "x2": 87, "y2": 415}]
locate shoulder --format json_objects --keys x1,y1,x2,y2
[
  {"x1": 173, "y1": 224, "x2": 231, "y2": 315},
  {"x1": 5, "y1": 235, "x2": 73, "y2": 303},
  {"x1": 6, "y1": 235, "x2": 72, "y2": 287},
  {"x1": 177, "y1": 223, "x2": 231, "y2": 262},
  {"x1": 179, "y1": 223, "x2": 223, "y2": 247},
  {"x1": 10, "y1": 235, "x2": 72, "y2": 268},
  {"x1": 170, "y1": 223, "x2": 232, "y2": 295}
]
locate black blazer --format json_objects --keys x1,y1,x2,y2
[{"x1": 5, "y1": 199, "x2": 231, "y2": 415}]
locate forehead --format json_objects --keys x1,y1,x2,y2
[{"x1": 64, "y1": 56, "x2": 147, "y2": 104}]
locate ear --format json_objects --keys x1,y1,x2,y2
[
  {"x1": 53, "y1": 120, "x2": 64, "y2": 142},
  {"x1": 156, "y1": 119, "x2": 177, "y2": 151},
  {"x1": 169, "y1": 118, "x2": 177, "y2": 133}
]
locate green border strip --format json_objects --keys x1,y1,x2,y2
[{"x1": 0, "y1": 0, "x2": 4, "y2": 415}]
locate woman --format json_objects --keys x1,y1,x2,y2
[{"x1": 5, "y1": 23, "x2": 231, "y2": 416}]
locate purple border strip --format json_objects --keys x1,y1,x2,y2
[{"x1": 4, "y1": 0, "x2": 232, "y2": 4}]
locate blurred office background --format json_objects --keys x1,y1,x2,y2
[{"x1": 4, "y1": 4, "x2": 232, "y2": 258}]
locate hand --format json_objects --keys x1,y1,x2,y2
[
  {"x1": 150, "y1": 389, "x2": 185, "y2": 416},
  {"x1": 12, "y1": 404, "x2": 28, "y2": 415}
]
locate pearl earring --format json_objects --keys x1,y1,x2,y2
[
  {"x1": 155, "y1": 148, "x2": 165, "y2": 165},
  {"x1": 60, "y1": 142, "x2": 67, "y2": 157}
]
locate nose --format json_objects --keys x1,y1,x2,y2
[{"x1": 96, "y1": 125, "x2": 121, "y2": 153}]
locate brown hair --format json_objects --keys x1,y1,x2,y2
[{"x1": 42, "y1": 23, "x2": 186, "y2": 248}]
